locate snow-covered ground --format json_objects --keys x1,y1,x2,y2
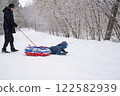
[{"x1": 0, "y1": 28, "x2": 120, "y2": 80}]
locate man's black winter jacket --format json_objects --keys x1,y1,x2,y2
[{"x1": 3, "y1": 7, "x2": 18, "y2": 34}]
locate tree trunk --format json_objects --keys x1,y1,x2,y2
[{"x1": 104, "y1": 0, "x2": 120, "y2": 40}]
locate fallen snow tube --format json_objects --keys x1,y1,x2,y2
[{"x1": 24, "y1": 46, "x2": 51, "y2": 56}]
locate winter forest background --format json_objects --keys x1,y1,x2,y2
[{"x1": 0, "y1": 0, "x2": 120, "y2": 42}]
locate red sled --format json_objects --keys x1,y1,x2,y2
[{"x1": 24, "y1": 46, "x2": 51, "y2": 56}]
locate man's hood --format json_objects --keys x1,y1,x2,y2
[{"x1": 3, "y1": 7, "x2": 11, "y2": 13}]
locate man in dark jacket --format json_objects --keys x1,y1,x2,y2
[
  {"x1": 48, "y1": 41, "x2": 68, "y2": 55},
  {"x1": 2, "y1": 4, "x2": 20, "y2": 53}
]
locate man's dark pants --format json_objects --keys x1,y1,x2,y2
[{"x1": 3, "y1": 33, "x2": 14, "y2": 50}]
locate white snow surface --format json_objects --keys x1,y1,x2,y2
[{"x1": 0, "y1": 28, "x2": 120, "y2": 80}]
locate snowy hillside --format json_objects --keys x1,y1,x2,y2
[{"x1": 0, "y1": 28, "x2": 120, "y2": 80}]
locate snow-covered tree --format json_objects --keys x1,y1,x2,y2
[
  {"x1": 95, "y1": 0, "x2": 120, "y2": 41},
  {"x1": 21, "y1": 1, "x2": 48, "y2": 32},
  {"x1": 0, "y1": 0, "x2": 8, "y2": 34},
  {"x1": 21, "y1": 0, "x2": 120, "y2": 42}
]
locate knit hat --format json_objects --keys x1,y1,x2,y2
[{"x1": 8, "y1": 4, "x2": 15, "y2": 8}]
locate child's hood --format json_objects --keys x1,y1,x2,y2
[{"x1": 60, "y1": 41, "x2": 68, "y2": 48}]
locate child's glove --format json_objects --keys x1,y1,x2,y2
[
  {"x1": 65, "y1": 51, "x2": 68, "y2": 54},
  {"x1": 63, "y1": 51, "x2": 68, "y2": 55},
  {"x1": 63, "y1": 52, "x2": 67, "y2": 55}
]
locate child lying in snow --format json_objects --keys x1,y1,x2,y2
[{"x1": 48, "y1": 41, "x2": 68, "y2": 55}]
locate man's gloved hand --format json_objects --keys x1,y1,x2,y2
[{"x1": 17, "y1": 26, "x2": 20, "y2": 30}]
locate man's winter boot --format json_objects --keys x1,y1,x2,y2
[
  {"x1": 11, "y1": 48, "x2": 19, "y2": 52},
  {"x1": 2, "y1": 48, "x2": 10, "y2": 53}
]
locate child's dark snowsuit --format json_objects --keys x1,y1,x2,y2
[{"x1": 48, "y1": 41, "x2": 68, "y2": 55}]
